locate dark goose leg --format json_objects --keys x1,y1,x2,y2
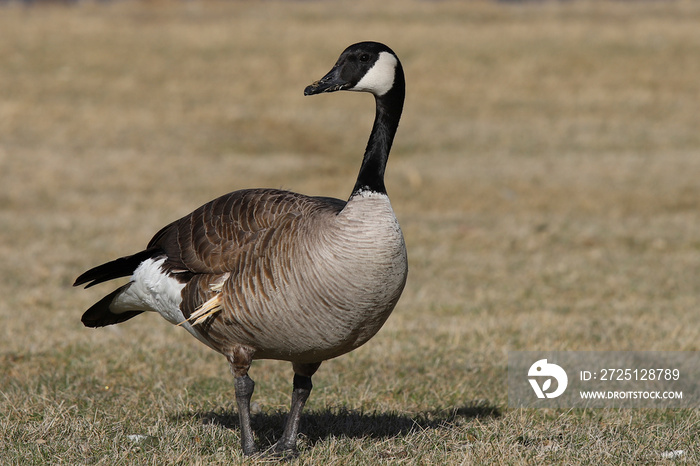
[
  {"x1": 233, "y1": 374, "x2": 258, "y2": 455},
  {"x1": 274, "y1": 362, "x2": 321, "y2": 454},
  {"x1": 227, "y1": 349, "x2": 258, "y2": 456}
]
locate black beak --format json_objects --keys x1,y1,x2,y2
[{"x1": 304, "y1": 65, "x2": 350, "y2": 96}]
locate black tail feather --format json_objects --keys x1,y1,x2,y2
[
  {"x1": 74, "y1": 248, "x2": 163, "y2": 288},
  {"x1": 81, "y1": 284, "x2": 144, "y2": 327}
]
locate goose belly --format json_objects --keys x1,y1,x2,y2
[{"x1": 209, "y1": 192, "x2": 408, "y2": 363}]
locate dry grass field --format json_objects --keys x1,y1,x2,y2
[{"x1": 1, "y1": 0, "x2": 699, "y2": 463}]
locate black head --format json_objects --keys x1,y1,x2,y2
[{"x1": 304, "y1": 42, "x2": 402, "y2": 97}]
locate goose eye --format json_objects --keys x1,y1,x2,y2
[{"x1": 359, "y1": 53, "x2": 370, "y2": 63}]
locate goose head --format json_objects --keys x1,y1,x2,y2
[{"x1": 304, "y1": 42, "x2": 402, "y2": 98}]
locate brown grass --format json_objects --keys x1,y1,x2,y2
[{"x1": 1, "y1": 0, "x2": 699, "y2": 463}]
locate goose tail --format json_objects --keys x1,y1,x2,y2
[
  {"x1": 80, "y1": 284, "x2": 144, "y2": 328},
  {"x1": 74, "y1": 248, "x2": 164, "y2": 327},
  {"x1": 73, "y1": 248, "x2": 162, "y2": 288}
]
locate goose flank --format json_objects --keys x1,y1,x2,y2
[{"x1": 74, "y1": 41, "x2": 408, "y2": 456}]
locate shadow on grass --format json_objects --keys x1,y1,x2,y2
[{"x1": 174, "y1": 401, "x2": 500, "y2": 448}]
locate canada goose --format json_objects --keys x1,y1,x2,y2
[{"x1": 74, "y1": 41, "x2": 407, "y2": 456}]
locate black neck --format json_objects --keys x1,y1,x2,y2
[{"x1": 351, "y1": 64, "x2": 405, "y2": 197}]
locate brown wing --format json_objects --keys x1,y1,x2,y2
[{"x1": 148, "y1": 188, "x2": 345, "y2": 276}]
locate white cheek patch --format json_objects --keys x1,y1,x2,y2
[{"x1": 351, "y1": 51, "x2": 397, "y2": 96}]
